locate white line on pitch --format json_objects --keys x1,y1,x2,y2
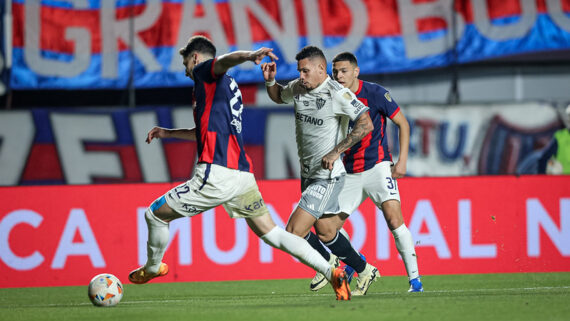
[{"x1": 3, "y1": 286, "x2": 569, "y2": 308}]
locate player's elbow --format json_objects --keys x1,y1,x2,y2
[
  {"x1": 363, "y1": 117, "x2": 374, "y2": 135},
  {"x1": 266, "y1": 90, "x2": 284, "y2": 104},
  {"x1": 269, "y1": 95, "x2": 283, "y2": 104},
  {"x1": 366, "y1": 121, "x2": 374, "y2": 135}
]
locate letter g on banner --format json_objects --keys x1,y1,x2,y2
[{"x1": 24, "y1": 0, "x2": 91, "y2": 77}]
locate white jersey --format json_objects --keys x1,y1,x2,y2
[{"x1": 281, "y1": 76, "x2": 369, "y2": 179}]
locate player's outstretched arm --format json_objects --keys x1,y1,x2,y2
[
  {"x1": 146, "y1": 126, "x2": 196, "y2": 144},
  {"x1": 261, "y1": 62, "x2": 285, "y2": 104},
  {"x1": 321, "y1": 112, "x2": 374, "y2": 170},
  {"x1": 213, "y1": 48, "x2": 278, "y2": 76},
  {"x1": 390, "y1": 111, "x2": 410, "y2": 179}
]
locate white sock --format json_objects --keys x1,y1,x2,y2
[
  {"x1": 144, "y1": 208, "x2": 169, "y2": 274},
  {"x1": 261, "y1": 227, "x2": 332, "y2": 281},
  {"x1": 392, "y1": 224, "x2": 420, "y2": 280},
  {"x1": 339, "y1": 227, "x2": 350, "y2": 241}
]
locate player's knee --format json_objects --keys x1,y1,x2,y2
[
  {"x1": 382, "y1": 201, "x2": 404, "y2": 230},
  {"x1": 315, "y1": 228, "x2": 337, "y2": 243},
  {"x1": 145, "y1": 207, "x2": 168, "y2": 227},
  {"x1": 148, "y1": 196, "x2": 181, "y2": 223},
  {"x1": 285, "y1": 223, "x2": 305, "y2": 237},
  {"x1": 387, "y1": 217, "x2": 404, "y2": 230},
  {"x1": 384, "y1": 211, "x2": 404, "y2": 230},
  {"x1": 149, "y1": 196, "x2": 167, "y2": 215}
]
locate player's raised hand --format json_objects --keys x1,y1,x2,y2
[
  {"x1": 261, "y1": 62, "x2": 277, "y2": 82},
  {"x1": 250, "y1": 47, "x2": 278, "y2": 65},
  {"x1": 146, "y1": 126, "x2": 170, "y2": 144}
]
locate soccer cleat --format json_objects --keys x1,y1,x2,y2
[
  {"x1": 128, "y1": 263, "x2": 169, "y2": 284},
  {"x1": 331, "y1": 267, "x2": 351, "y2": 301},
  {"x1": 343, "y1": 253, "x2": 366, "y2": 284},
  {"x1": 408, "y1": 277, "x2": 424, "y2": 292},
  {"x1": 352, "y1": 263, "x2": 380, "y2": 296},
  {"x1": 310, "y1": 254, "x2": 340, "y2": 291}
]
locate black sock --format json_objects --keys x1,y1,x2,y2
[
  {"x1": 304, "y1": 232, "x2": 330, "y2": 261},
  {"x1": 324, "y1": 231, "x2": 366, "y2": 273}
]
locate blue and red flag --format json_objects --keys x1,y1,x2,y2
[{"x1": 9, "y1": 0, "x2": 570, "y2": 89}]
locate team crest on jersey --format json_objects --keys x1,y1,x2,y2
[
  {"x1": 316, "y1": 98, "x2": 326, "y2": 110},
  {"x1": 384, "y1": 92, "x2": 392, "y2": 102},
  {"x1": 303, "y1": 100, "x2": 310, "y2": 106}
]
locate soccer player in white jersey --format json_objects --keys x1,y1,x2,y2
[
  {"x1": 261, "y1": 46, "x2": 380, "y2": 296},
  {"x1": 327, "y1": 52, "x2": 423, "y2": 292},
  {"x1": 128, "y1": 36, "x2": 350, "y2": 300}
]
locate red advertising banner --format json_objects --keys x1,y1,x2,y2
[{"x1": 1, "y1": 175, "x2": 569, "y2": 288}]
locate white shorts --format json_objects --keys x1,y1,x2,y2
[
  {"x1": 338, "y1": 161, "x2": 401, "y2": 215},
  {"x1": 159, "y1": 163, "x2": 268, "y2": 219}
]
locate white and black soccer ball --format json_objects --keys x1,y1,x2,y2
[{"x1": 88, "y1": 274, "x2": 124, "y2": 307}]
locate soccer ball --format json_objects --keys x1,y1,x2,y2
[{"x1": 88, "y1": 274, "x2": 124, "y2": 307}]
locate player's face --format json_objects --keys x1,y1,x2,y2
[
  {"x1": 332, "y1": 61, "x2": 359, "y2": 91},
  {"x1": 297, "y1": 58, "x2": 324, "y2": 90}
]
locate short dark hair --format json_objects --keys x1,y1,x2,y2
[
  {"x1": 295, "y1": 46, "x2": 326, "y2": 63},
  {"x1": 179, "y1": 35, "x2": 216, "y2": 58},
  {"x1": 332, "y1": 52, "x2": 358, "y2": 66}
]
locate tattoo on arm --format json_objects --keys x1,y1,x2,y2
[{"x1": 333, "y1": 114, "x2": 373, "y2": 154}]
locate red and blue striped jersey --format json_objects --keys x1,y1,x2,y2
[
  {"x1": 343, "y1": 80, "x2": 400, "y2": 174},
  {"x1": 192, "y1": 58, "x2": 253, "y2": 172}
]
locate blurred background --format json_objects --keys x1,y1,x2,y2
[{"x1": 1, "y1": 0, "x2": 569, "y2": 186}]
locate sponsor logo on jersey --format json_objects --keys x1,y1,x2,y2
[
  {"x1": 296, "y1": 112, "x2": 324, "y2": 126},
  {"x1": 384, "y1": 92, "x2": 392, "y2": 102},
  {"x1": 316, "y1": 97, "x2": 326, "y2": 110},
  {"x1": 305, "y1": 184, "x2": 326, "y2": 200},
  {"x1": 181, "y1": 204, "x2": 200, "y2": 214},
  {"x1": 351, "y1": 99, "x2": 365, "y2": 114}
]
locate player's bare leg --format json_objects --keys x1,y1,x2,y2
[
  {"x1": 381, "y1": 199, "x2": 423, "y2": 292},
  {"x1": 313, "y1": 215, "x2": 379, "y2": 296},
  {"x1": 305, "y1": 214, "x2": 344, "y2": 291},
  {"x1": 249, "y1": 212, "x2": 350, "y2": 300},
  {"x1": 128, "y1": 199, "x2": 181, "y2": 284},
  {"x1": 246, "y1": 213, "x2": 332, "y2": 275},
  {"x1": 313, "y1": 214, "x2": 377, "y2": 296}
]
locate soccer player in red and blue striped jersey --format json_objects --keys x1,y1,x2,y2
[
  {"x1": 333, "y1": 52, "x2": 422, "y2": 292},
  {"x1": 129, "y1": 36, "x2": 350, "y2": 300}
]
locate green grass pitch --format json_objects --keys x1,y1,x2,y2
[{"x1": 1, "y1": 273, "x2": 569, "y2": 321}]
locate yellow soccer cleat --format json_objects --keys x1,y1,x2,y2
[{"x1": 352, "y1": 263, "x2": 380, "y2": 296}]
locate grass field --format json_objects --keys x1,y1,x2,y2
[{"x1": 1, "y1": 273, "x2": 569, "y2": 321}]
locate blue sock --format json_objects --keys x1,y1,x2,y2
[
  {"x1": 304, "y1": 232, "x2": 330, "y2": 261},
  {"x1": 324, "y1": 231, "x2": 366, "y2": 273}
]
